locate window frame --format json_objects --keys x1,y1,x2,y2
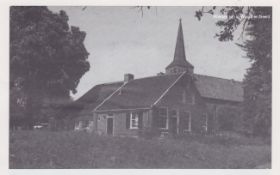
[
  {"x1": 182, "y1": 90, "x2": 195, "y2": 105},
  {"x1": 74, "y1": 121, "x2": 83, "y2": 130},
  {"x1": 158, "y1": 107, "x2": 168, "y2": 130},
  {"x1": 130, "y1": 112, "x2": 139, "y2": 129},
  {"x1": 182, "y1": 111, "x2": 192, "y2": 133},
  {"x1": 170, "y1": 109, "x2": 177, "y2": 117},
  {"x1": 182, "y1": 90, "x2": 187, "y2": 104},
  {"x1": 203, "y1": 113, "x2": 208, "y2": 132}
]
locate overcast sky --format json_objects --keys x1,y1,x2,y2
[{"x1": 48, "y1": 6, "x2": 251, "y2": 100}]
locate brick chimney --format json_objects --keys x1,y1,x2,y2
[{"x1": 124, "y1": 73, "x2": 134, "y2": 83}]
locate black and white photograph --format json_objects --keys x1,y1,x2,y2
[{"x1": 4, "y1": 3, "x2": 275, "y2": 172}]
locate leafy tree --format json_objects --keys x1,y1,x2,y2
[
  {"x1": 10, "y1": 7, "x2": 90, "y2": 129},
  {"x1": 195, "y1": 7, "x2": 272, "y2": 136}
]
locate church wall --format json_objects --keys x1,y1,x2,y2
[{"x1": 156, "y1": 75, "x2": 208, "y2": 134}]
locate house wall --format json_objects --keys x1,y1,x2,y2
[
  {"x1": 76, "y1": 73, "x2": 242, "y2": 137},
  {"x1": 94, "y1": 110, "x2": 150, "y2": 137},
  {"x1": 156, "y1": 75, "x2": 208, "y2": 134}
]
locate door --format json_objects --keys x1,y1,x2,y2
[
  {"x1": 169, "y1": 117, "x2": 177, "y2": 135},
  {"x1": 107, "y1": 118, "x2": 113, "y2": 135}
]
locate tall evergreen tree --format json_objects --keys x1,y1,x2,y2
[
  {"x1": 241, "y1": 7, "x2": 272, "y2": 136},
  {"x1": 196, "y1": 7, "x2": 272, "y2": 136}
]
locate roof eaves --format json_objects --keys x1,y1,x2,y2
[
  {"x1": 202, "y1": 96, "x2": 243, "y2": 103},
  {"x1": 95, "y1": 107, "x2": 151, "y2": 113}
]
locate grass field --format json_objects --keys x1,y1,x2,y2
[{"x1": 9, "y1": 130, "x2": 271, "y2": 169}]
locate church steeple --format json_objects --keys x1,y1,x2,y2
[{"x1": 166, "y1": 19, "x2": 194, "y2": 74}]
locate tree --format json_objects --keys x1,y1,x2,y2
[
  {"x1": 10, "y1": 7, "x2": 90, "y2": 129},
  {"x1": 195, "y1": 7, "x2": 272, "y2": 136}
]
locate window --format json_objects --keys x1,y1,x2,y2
[
  {"x1": 75, "y1": 120, "x2": 91, "y2": 131},
  {"x1": 182, "y1": 90, "x2": 195, "y2": 105},
  {"x1": 181, "y1": 111, "x2": 191, "y2": 132},
  {"x1": 159, "y1": 107, "x2": 167, "y2": 116},
  {"x1": 130, "y1": 113, "x2": 139, "y2": 129},
  {"x1": 82, "y1": 120, "x2": 89, "y2": 128},
  {"x1": 158, "y1": 117, "x2": 168, "y2": 129},
  {"x1": 126, "y1": 112, "x2": 143, "y2": 129},
  {"x1": 158, "y1": 107, "x2": 168, "y2": 129},
  {"x1": 89, "y1": 121, "x2": 94, "y2": 128},
  {"x1": 74, "y1": 121, "x2": 83, "y2": 130},
  {"x1": 203, "y1": 113, "x2": 208, "y2": 132},
  {"x1": 170, "y1": 110, "x2": 177, "y2": 117},
  {"x1": 182, "y1": 90, "x2": 187, "y2": 104}
]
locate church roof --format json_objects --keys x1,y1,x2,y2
[
  {"x1": 166, "y1": 19, "x2": 193, "y2": 70},
  {"x1": 74, "y1": 82, "x2": 123, "y2": 117},
  {"x1": 73, "y1": 73, "x2": 243, "y2": 113},
  {"x1": 96, "y1": 74, "x2": 182, "y2": 111},
  {"x1": 194, "y1": 74, "x2": 243, "y2": 102}
]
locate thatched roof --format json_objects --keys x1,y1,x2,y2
[
  {"x1": 73, "y1": 81, "x2": 123, "y2": 120},
  {"x1": 97, "y1": 74, "x2": 182, "y2": 111},
  {"x1": 73, "y1": 73, "x2": 243, "y2": 115},
  {"x1": 194, "y1": 74, "x2": 243, "y2": 102}
]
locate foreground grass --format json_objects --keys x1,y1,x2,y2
[{"x1": 10, "y1": 130, "x2": 271, "y2": 169}]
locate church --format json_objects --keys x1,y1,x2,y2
[{"x1": 72, "y1": 19, "x2": 243, "y2": 137}]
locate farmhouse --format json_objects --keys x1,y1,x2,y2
[{"x1": 73, "y1": 19, "x2": 243, "y2": 137}]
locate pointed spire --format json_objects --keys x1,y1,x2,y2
[
  {"x1": 174, "y1": 18, "x2": 186, "y2": 62},
  {"x1": 166, "y1": 19, "x2": 194, "y2": 74}
]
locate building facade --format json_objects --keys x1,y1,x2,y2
[{"x1": 73, "y1": 19, "x2": 243, "y2": 137}]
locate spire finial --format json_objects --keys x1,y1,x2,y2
[{"x1": 179, "y1": 18, "x2": 182, "y2": 22}]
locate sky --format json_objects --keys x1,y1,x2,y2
[{"x1": 48, "y1": 6, "x2": 251, "y2": 100}]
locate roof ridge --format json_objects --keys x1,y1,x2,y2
[
  {"x1": 129, "y1": 73, "x2": 180, "y2": 81},
  {"x1": 194, "y1": 73, "x2": 242, "y2": 83},
  {"x1": 75, "y1": 81, "x2": 123, "y2": 102},
  {"x1": 97, "y1": 81, "x2": 123, "y2": 86},
  {"x1": 92, "y1": 73, "x2": 179, "y2": 87}
]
